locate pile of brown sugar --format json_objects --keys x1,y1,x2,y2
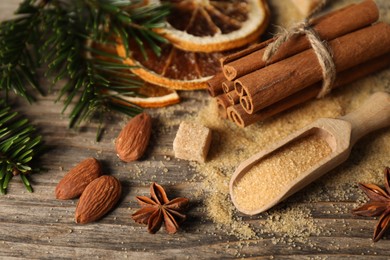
[{"x1": 193, "y1": 96, "x2": 343, "y2": 240}]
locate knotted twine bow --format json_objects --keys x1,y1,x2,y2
[{"x1": 262, "y1": 0, "x2": 336, "y2": 98}]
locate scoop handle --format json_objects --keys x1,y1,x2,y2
[{"x1": 340, "y1": 92, "x2": 390, "y2": 145}]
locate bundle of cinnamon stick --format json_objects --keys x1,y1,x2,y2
[{"x1": 207, "y1": 0, "x2": 390, "y2": 127}]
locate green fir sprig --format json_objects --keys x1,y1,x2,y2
[
  {"x1": 0, "y1": 101, "x2": 42, "y2": 194},
  {"x1": 39, "y1": 0, "x2": 169, "y2": 139},
  {"x1": 1, "y1": 0, "x2": 169, "y2": 137},
  {"x1": 0, "y1": 0, "x2": 44, "y2": 103},
  {"x1": 0, "y1": 0, "x2": 170, "y2": 193}
]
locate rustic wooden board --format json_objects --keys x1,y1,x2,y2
[{"x1": 1, "y1": 1, "x2": 390, "y2": 259}]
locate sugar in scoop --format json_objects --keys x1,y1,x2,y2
[
  {"x1": 232, "y1": 134, "x2": 332, "y2": 212},
  {"x1": 230, "y1": 92, "x2": 390, "y2": 215}
]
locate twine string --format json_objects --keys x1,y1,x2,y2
[{"x1": 262, "y1": 0, "x2": 335, "y2": 98}]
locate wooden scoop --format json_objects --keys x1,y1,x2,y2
[{"x1": 229, "y1": 92, "x2": 390, "y2": 215}]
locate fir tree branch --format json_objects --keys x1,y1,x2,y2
[
  {"x1": 0, "y1": 0, "x2": 169, "y2": 193},
  {"x1": 39, "y1": 5, "x2": 144, "y2": 140},
  {"x1": 1, "y1": 0, "x2": 170, "y2": 141},
  {"x1": 0, "y1": 0, "x2": 45, "y2": 103},
  {"x1": 40, "y1": 0, "x2": 169, "y2": 140},
  {"x1": 0, "y1": 101, "x2": 43, "y2": 194}
]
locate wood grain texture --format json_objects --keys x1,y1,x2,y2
[{"x1": 1, "y1": 0, "x2": 390, "y2": 259}]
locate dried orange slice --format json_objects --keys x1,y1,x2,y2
[
  {"x1": 109, "y1": 83, "x2": 180, "y2": 108},
  {"x1": 116, "y1": 0, "x2": 270, "y2": 90},
  {"x1": 116, "y1": 41, "x2": 226, "y2": 90},
  {"x1": 90, "y1": 41, "x2": 180, "y2": 107},
  {"x1": 155, "y1": 0, "x2": 270, "y2": 52}
]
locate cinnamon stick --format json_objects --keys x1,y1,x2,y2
[
  {"x1": 226, "y1": 90, "x2": 240, "y2": 105},
  {"x1": 236, "y1": 22, "x2": 390, "y2": 114},
  {"x1": 222, "y1": 0, "x2": 379, "y2": 81},
  {"x1": 222, "y1": 81, "x2": 234, "y2": 94},
  {"x1": 207, "y1": 73, "x2": 225, "y2": 97},
  {"x1": 215, "y1": 94, "x2": 231, "y2": 119},
  {"x1": 227, "y1": 52, "x2": 390, "y2": 127}
]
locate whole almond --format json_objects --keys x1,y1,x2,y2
[
  {"x1": 75, "y1": 175, "x2": 122, "y2": 224},
  {"x1": 115, "y1": 112, "x2": 152, "y2": 162},
  {"x1": 55, "y1": 158, "x2": 102, "y2": 200}
]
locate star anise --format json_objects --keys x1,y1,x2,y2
[
  {"x1": 352, "y1": 167, "x2": 390, "y2": 242},
  {"x1": 131, "y1": 182, "x2": 189, "y2": 234}
]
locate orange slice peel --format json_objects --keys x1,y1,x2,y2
[
  {"x1": 116, "y1": 43, "x2": 217, "y2": 90},
  {"x1": 155, "y1": 0, "x2": 270, "y2": 52},
  {"x1": 109, "y1": 83, "x2": 180, "y2": 108}
]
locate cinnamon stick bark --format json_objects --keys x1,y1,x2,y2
[
  {"x1": 227, "y1": 53, "x2": 390, "y2": 127},
  {"x1": 226, "y1": 90, "x2": 240, "y2": 105},
  {"x1": 207, "y1": 73, "x2": 225, "y2": 97},
  {"x1": 236, "y1": 22, "x2": 390, "y2": 114},
  {"x1": 215, "y1": 94, "x2": 231, "y2": 119},
  {"x1": 222, "y1": 0, "x2": 379, "y2": 81},
  {"x1": 222, "y1": 81, "x2": 234, "y2": 94}
]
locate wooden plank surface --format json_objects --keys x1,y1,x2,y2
[{"x1": 1, "y1": 1, "x2": 390, "y2": 259}]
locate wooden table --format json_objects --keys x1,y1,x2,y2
[{"x1": 1, "y1": 1, "x2": 390, "y2": 259}]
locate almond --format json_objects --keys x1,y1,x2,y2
[
  {"x1": 55, "y1": 158, "x2": 102, "y2": 200},
  {"x1": 75, "y1": 175, "x2": 122, "y2": 224},
  {"x1": 115, "y1": 112, "x2": 152, "y2": 162}
]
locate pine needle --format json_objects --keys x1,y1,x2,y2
[{"x1": 0, "y1": 101, "x2": 43, "y2": 194}]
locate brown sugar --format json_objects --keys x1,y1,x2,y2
[
  {"x1": 232, "y1": 134, "x2": 332, "y2": 212},
  {"x1": 173, "y1": 121, "x2": 212, "y2": 163},
  {"x1": 191, "y1": 97, "x2": 343, "y2": 239}
]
